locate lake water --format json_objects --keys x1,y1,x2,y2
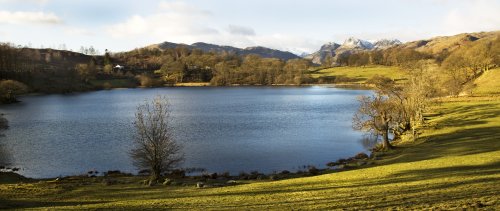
[{"x1": 0, "y1": 86, "x2": 372, "y2": 178}]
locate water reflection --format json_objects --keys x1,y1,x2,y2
[
  {"x1": 358, "y1": 133, "x2": 379, "y2": 151},
  {"x1": 0, "y1": 114, "x2": 12, "y2": 169},
  {"x1": 0, "y1": 87, "x2": 373, "y2": 178}
]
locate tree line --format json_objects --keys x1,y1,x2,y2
[
  {"x1": 0, "y1": 43, "x2": 314, "y2": 102},
  {"x1": 115, "y1": 47, "x2": 313, "y2": 86}
]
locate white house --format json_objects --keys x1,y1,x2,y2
[{"x1": 113, "y1": 64, "x2": 124, "y2": 70}]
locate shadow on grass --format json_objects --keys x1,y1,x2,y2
[
  {"x1": 169, "y1": 160, "x2": 500, "y2": 209},
  {"x1": 22, "y1": 157, "x2": 497, "y2": 210},
  {"x1": 381, "y1": 126, "x2": 500, "y2": 165},
  {"x1": 430, "y1": 103, "x2": 500, "y2": 128},
  {"x1": 0, "y1": 199, "x2": 108, "y2": 209}
]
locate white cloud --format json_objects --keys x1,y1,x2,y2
[
  {"x1": 0, "y1": 11, "x2": 62, "y2": 24},
  {"x1": 105, "y1": 1, "x2": 320, "y2": 54},
  {"x1": 106, "y1": 1, "x2": 218, "y2": 42},
  {"x1": 228, "y1": 25, "x2": 255, "y2": 36},
  {"x1": 442, "y1": 0, "x2": 500, "y2": 35},
  {"x1": 158, "y1": 1, "x2": 211, "y2": 15},
  {"x1": 247, "y1": 34, "x2": 323, "y2": 54},
  {"x1": 65, "y1": 27, "x2": 94, "y2": 36},
  {"x1": 0, "y1": 0, "x2": 49, "y2": 4}
]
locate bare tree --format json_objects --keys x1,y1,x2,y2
[
  {"x1": 353, "y1": 95, "x2": 395, "y2": 150},
  {"x1": 366, "y1": 62, "x2": 436, "y2": 142},
  {"x1": 130, "y1": 96, "x2": 183, "y2": 182}
]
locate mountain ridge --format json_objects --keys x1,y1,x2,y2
[
  {"x1": 149, "y1": 41, "x2": 301, "y2": 61},
  {"x1": 305, "y1": 38, "x2": 402, "y2": 65}
]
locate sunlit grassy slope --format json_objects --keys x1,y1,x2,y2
[
  {"x1": 309, "y1": 65, "x2": 405, "y2": 84},
  {"x1": 473, "y1": 67, "x2": 500, "y2": 96},
  {"x1": 0, "y1": 69, "x2": 499, "y2": 210}
]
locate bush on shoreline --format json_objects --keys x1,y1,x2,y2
[{"x1": 0, "y1": 80, "x2": 29, "y2": 104}]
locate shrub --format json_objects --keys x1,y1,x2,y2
[
  {"x1": 354, "y1": 152, "x2": 369, "y2": 160},
  {"x1": 238, "y1": 171, "x2": 249, "y2": 180},
  {"x1": 308, "y1": 166, "x2": 320, "y2": 175},
  {"x1": 220, "y1": 171, "x2": 231, "y2": 178},
  {"x1": 136, "y1": 74, "x2": 162, "y2": 87},
  {"x1": 280, "y1": 170, "x2": 290, "y2": 174},
  {"x1": 270, "y1": 175, "x2": 280, "y2": 180},
  {"x1": 337, "y1": 158, "x2": 347, "y2": 164},
  {"x1": 326, "y1": 162, "x2": 338, "y2": 167},
  {"x1": 0, "y1": 80, "x2": 29, "y2": 103},
  {"x1": 210, "y1": 172, "x2": 218, "y2": 179},
  {"x1": 249, "y1": 171, "x2": 261, "y2": 179},
  {"x1": 170, "y1": 169, "x2": 186, "y2": 178}
]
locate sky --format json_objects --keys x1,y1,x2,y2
[{"x1": 0, "y1": 0, "x2": 499, "y2": 54}]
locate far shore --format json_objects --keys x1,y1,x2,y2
[{"x1": 2, "y1": 82, "x2": 374, "y2": 103}]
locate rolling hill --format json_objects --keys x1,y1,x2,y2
[{"x1": 148, "y1": 41, "x2": 301, "y2": 61}]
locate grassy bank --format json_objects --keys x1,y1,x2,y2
[
  {"x1": 309, "y1": 65, "x2": 405, "y2": 84},
  {"x1": 0, "y1": 69, "x2": 498, "y2": 210}
]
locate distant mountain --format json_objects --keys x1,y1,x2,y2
[
  {"x1": 339, "y1": 37, "x2": 374, "y2": 50},
  {"x1": 373, "y1": 39, "x2": 402, "y2": 49},
  {"x1": 190, "y1": 42, "x2": 241, "y2": 54},
  {"x1": 150, "y1": 41, "x2": 300, "y2": 61},
  {"x1": 304, "y1": 42, "x2": 340, "y2": 64},
  {"x1": 243, "y1": 46, "x2": 300, "y2": 60},
  {"x1": 306, "y1": 38, "x2": 402, "y2": 65},
  {"x1": 299, "y1": 52, "x2": 310, "y2": 57}
]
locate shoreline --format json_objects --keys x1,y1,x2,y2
[
  {"x1": 1, "y1": 147, "x2": 375, "y2": 180},
  {"x1": 0, "y1": 83, "x2": 374, "y2": 104},
  {"x1": 1, "y1": 151, "x2": 373, "y2": 182}
]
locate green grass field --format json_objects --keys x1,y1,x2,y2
[
  {"x1": 309, "y1": 66, "x2": 406, "y2": 84},
  {"x1": 0, "y1": 67, "x2": 499, "y2": 210}
]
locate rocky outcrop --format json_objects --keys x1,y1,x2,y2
[
  {"x1": 373, "y1": 39, "x2": 402, "y2": 49},
  {"x1": 306, "y1": 38, "x2": 401, "y2": 65},
  {"x1": 304, "y1": 42, "x2": 340, "y2": 65}
]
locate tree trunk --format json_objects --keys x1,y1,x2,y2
[
  {"x1": 382, "y1": 130, "x2": 393, "y2": 150},
  {"x1": 380, "y1": 113, "x2": 393, "y2": 150},
  {"x1": 151, "y1": 164, "x2": 161, "y2": 183}
]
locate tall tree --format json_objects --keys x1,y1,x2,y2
[{"x1": 130, "y1": 96, "x2": 183, "y2": 182}]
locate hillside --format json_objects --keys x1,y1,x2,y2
[
  {"x1": 402, "y1": 31, "x2": 500, "y2": 55},
  {"x1": 306, "y1": 31, "x2": 499, "y2": 66},
  {"x1": 472, "y1": 68, "x2": 500, "y2": 96},
  {"x1": 0, "y1": 46, "x2": 105, "y2": 93},
  {"x1": 148, "y1": 41, "x2": 301, "y2": 61}
]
